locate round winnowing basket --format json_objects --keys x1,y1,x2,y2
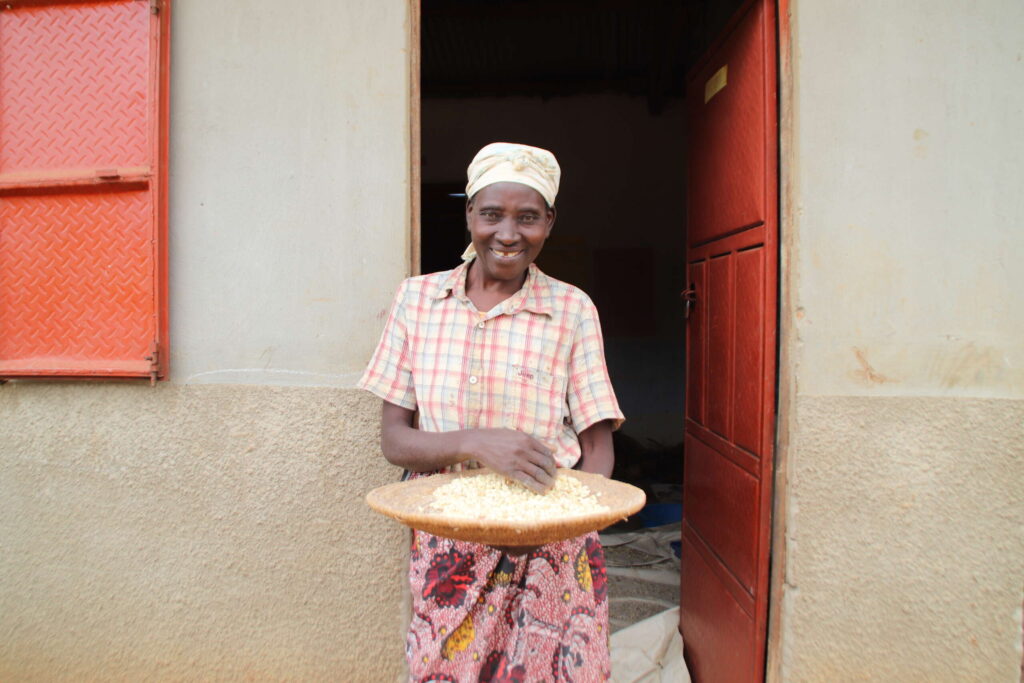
[{"x1": 365, "y1": 469, "x2": 646, "y2": 546}]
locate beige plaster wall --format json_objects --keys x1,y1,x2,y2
[
  {"x1": 1, "y1": 0, "x2": 413, "y2": 679},
  {"x1": 169, "y1": 0, "x2": 411, "y2": 386},
  {"x1": 777, "y1": 0, "x2": 1024, "y2": 679},
  {"x1": 0, "y1": 384, "x2": 406, "y2": 681},
  {"x1": 788, "y1": 0, "x2": 1024, "y2": 399}
]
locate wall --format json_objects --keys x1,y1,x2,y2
[
  {"x1": 776, "y1": 0, "x2": 1024, "y2": 679},
  {"x1": 0, "y1": 0, "x2": 411, "y2": 680},
  {"x1": 170, "y1": 1, "x2": 410, "y2": 387},
  {"x1": 0, "y1": 385, "x2": 404, "y2": 681}
]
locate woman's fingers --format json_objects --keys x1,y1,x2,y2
[
  {"x1": 513, "y1": 469, "x2": 550, "y2": 493},
  {"x1": 513, "y1": 439, "x2": 554, "y2": 491},
  {"x1": 466, "y1": 429, "x2": 559, "y2": 492},
  {"x1": 532, "y1": 444, "x2": 558, "y2": 478},
  {"x1": 523, "y1": 459, "x2": 555, "y2": 491}
]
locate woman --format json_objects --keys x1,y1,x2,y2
[{"x1": 360, "y1": 142, "x2": 624, "y2": 682}]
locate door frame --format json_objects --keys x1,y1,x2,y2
[
  {"x1": 767, "y1": 0, "x2": 796, "y2": 680},
  {"x1": 409, "y1": 0, "x2": 422, "y2": 277}
]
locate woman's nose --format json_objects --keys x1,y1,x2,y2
[{"x1": 495, "y1": 219, "x2": 519, "y2": 243}]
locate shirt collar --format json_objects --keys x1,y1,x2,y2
[{"x1": 432, "y1": 259, "x2": 554, "y2": 316}]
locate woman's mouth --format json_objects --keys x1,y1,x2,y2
[{"x1": 489, "y1": 248, "x2": 524, "y2": 261}]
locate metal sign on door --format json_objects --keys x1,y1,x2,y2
[{"x1": 0, "y1": 0, "x2": 170, "y2": 380}]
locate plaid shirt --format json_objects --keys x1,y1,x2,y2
[{"x1": 359, "y1": 260, "x2": 624, "y2": 469}]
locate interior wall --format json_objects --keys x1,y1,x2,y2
[
  {"x1": 423, "y1": 94, "x2": 688, "y2": 445},
  {"x1": 777, "y1": 0, "x2": 1024, "y2": 679}
]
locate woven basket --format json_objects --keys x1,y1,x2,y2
[{"x1": 365, "y1": 468, "x2": 646, "y2": 546}]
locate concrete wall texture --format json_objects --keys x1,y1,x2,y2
[
  {"x1": 0, "y1": 385, "x2": 405, "y2": 681},
  {"x1": 777, "y1": 0, "x2": 1024, "y2": 680},
  {"x1": 1, "y1": 0, "x2": 412, "y2": 680}
]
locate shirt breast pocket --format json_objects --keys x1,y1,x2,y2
[{"x1": 504, "y1": 364, "x2": 564, "y2": 440}]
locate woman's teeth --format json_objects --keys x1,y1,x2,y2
[{"x1": 490, "y1": 248, "x2": 523, "y2": 259}]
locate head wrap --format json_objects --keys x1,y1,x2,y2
[{"x1": 462, "y1": 142, "x2": 560, "y2": 261}]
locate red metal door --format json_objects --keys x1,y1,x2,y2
[
  {"x1": 0, "y1": 0, "x2": 170, "y2": 380},
  {"x1": 681, "y1": 1, "x2": 778, "y2": 681}
]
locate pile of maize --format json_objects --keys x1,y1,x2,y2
[{"x1": 430, "y1": 471, "x2": 608, "y2": 521}]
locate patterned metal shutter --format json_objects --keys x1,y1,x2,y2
[{"x1": 0, "y1": 0, "x2": 170, "y2": 380}]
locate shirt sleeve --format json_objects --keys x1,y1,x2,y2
[
  {"x1": 357, "y1": 280, "x2": 417, "y2": 410},
  {"x1": 566, "y1": 298, "x2": 625, "y2": 434}
]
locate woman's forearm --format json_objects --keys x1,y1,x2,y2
[
  {"x1": 577, "y1": 420, "x2": 614, "y2": 478},
  {"x1": 380, "y1": 401, "x2": 468, "y2": 472}
]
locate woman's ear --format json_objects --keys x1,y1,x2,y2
[{"x1": 545, "y1": 205, "x2": 557, "y2": 236}]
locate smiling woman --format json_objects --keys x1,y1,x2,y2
[
  {"x1": 464, "y1": 181, "x2": 555, "y2": 309},
  {"x1": 359, "y1": 142, "x2": 625, "y2": 680}
]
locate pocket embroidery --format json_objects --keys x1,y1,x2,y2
[
  {"x1": 510, "y1": 364, "x2": 552, "y2": 386},
  {"x1": 505, "y1": 365, "x2": 562, "y2": 438},
  {"x1": 515, "y1": 366, "x2": 535, "y2": 382}
]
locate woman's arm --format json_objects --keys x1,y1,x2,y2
[
  {"x1": 380, "y1": 401, "x2": 557, "y2": 492},
  {"x1": 576, "y1": 420, "x2": 614, "y2": 478}
]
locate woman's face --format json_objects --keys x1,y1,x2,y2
[{"x1": 466, "y1": 182, "x2": 555, "y2": 285}]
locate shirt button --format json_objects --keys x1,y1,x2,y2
[
  {"x1": 477, "y1": 321, "x2": 485, "y2": 329},
  {"x1": 469, "y1": 376, "x2": 478, "y2": 385}
]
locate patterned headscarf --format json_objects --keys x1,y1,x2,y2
[{"x1": 462, "y1": 142, "x2": 560, "y2": 261}]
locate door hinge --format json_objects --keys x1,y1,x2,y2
[{"x1": 145, "y1": 341, "x2": 160, "y2": 386}]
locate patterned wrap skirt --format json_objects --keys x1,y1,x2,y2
[{"x1": 406, "y1": 530, "x2": 611, "y2": 683}]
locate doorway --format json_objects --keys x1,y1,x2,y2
[
  {"x1": 418, "y1": 0, "x2": 771, "y2": 679},
  {"x1": 420, "y1": 0, "x2": 693, "y2": 623}
]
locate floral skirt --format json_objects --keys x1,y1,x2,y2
[{"x1": 406, "y1": 530, "x2": 611, "y2": 683}]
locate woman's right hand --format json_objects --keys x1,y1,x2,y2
[{"x1": 458, "y1": 428, "x2": 557, "y2": 493}]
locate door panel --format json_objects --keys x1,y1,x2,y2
[
  {"x1": 0, "y1": 0, "x2": 170, "y2": 379},
  {"x1": 683, "y1": 433, "x2": 759, "y2": 592},
  {"x1": 0, "y1": 190, "x2": 155, "y2": 369},
  {"x1": 733, "y1": 246, "x2": 766, "y2": 454},
  {"x1": 707, "y1": 254, "x2": 734, "y2": 438},
  {"x1": 686, "y1": 0, "x2": 768, "y2": 246},
  {"x1": 680, "y1": 533, "x2": 755, "y2": 682},
  {"x1": 686, "y1": 260, "x2": 707, "y2": 425},
  {"x1": 681, "y1": 1, "x2": 778, "y2": 681}
]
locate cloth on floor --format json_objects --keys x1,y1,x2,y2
[
  {"x1": 610, "y1": 607, "x2": 688, "y2": 683},
  {"x1": 601, "y1": 524, "x2": 681, "y2": 632}
]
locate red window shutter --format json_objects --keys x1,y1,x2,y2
[{"x1": 0, "y1": 0, "x2": 170, "y2": 381}]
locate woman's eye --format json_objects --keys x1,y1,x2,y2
[{"x1": 519, "y1": 214, "x2": 538, "y2": 224}]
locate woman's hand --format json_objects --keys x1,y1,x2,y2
[
  {"x1": 459, "y1": 428, "x2": 557, "y2": 493},
  {"x1": 379, "y1": 402, "x2": 556, "y2": 491}
]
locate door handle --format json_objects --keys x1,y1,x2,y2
[{"x1": 680, "y1": 285, "x2": 697, "y2": 319}]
